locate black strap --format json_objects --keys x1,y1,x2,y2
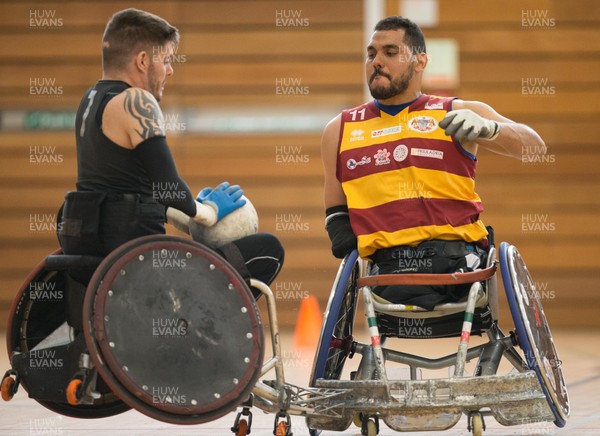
[{"x1": 217, "y1": 242, "x2": 251, "y2": 282}]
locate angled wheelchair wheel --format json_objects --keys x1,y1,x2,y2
[
  {"x1": 499, "y1": 242, "x2": 569, "y2": 427},
  {"x1": 83, "y1": 235, "x2": 264, "y2": 425},
  {"x1": 307, "y1": 250, "x2": 360, "y2": 433},
  {"x1": 310, "y1": 249, "x2": 360, "y2": 384},
  {"x1": 5, "y1": 251, "x2": 129, "y2": 418}
]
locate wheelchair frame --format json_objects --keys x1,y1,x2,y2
[{"x1": 2, "y1": 236, "x2": 569, "y2": 436}]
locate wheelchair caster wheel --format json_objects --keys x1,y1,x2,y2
[
  {"x1": 231, "y1": 406, "x2": 253, "y2": 436},
  {"x1": 468, "y1": 412, "x2": 485, "y2": 436},
  {"x1": 362, "y1": 419, "x2": 378, "y2": 436},
  {"x1": 66, "y1": 378, "x2": 83, "y2": 406},
  {"x1": 275, "y1": 421, "x2": 288, "y2": 436},
  {"x1": 361, "y1": 415, "x2": 379, "y2": 436},
  {"x1": 274, "y1": 411, "x2": 292, "y2": 435},
  {"x1": 353, "y1": 412, "x2": 363, "y2": 427},
  {"x1": 235, "y1": 418, "x2": 249, "y2": 436},
  {"x1": 1, "y1": 372, "x2": 18, "y2": 401}
]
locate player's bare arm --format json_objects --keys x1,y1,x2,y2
[
  {"x1": 444, "y1": 99, "x2": 546, "y2": 160},
  {"x1": 322, "y1": 114, "x2": 358, "y2": 258},
  {"x1": 322, "y1": 114, "x2": 347, "y2": 209},
  {"x1": 102, "y1": 87, "x2": 166, "y2": 149}
]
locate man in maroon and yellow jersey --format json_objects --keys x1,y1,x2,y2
[{"x1": 322, "y1": 16, "x2": 546, "y2": 309}]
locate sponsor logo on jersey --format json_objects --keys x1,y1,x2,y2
[
  {"x1": 393, "y1": 144, "x2": 409, "y2": 162},
  {"x1": 347, "y1": 156, "x2": 371, "y2": 170},
  {"x1": 411, "y1": 148, "x2": 444, "y2": 160},
  {"x1": 408, "y1": 115, "x2": 438, "y2": 133},
  {"x1": 349, "y1": 129, "x2": 365, "y2": 142},
  {"x1": 371, "y1": 125, "x2": 401, "y2": 138},
  {"x1": 424, "y1": 101, "x2": 444, "y2": 110},
  {"x1": 373, "y1": 148, "x2": 391, "y2": 166}
]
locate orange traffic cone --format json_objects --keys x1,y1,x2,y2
[{"x1": 293, "y1": 295, "x2": 323, "y2": 351}]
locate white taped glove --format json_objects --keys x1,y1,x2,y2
[
  {"x1": 439, "y1": 109, "x2": 500, "y2": 142},
  {"x1": 166, "y1": 207, "x2": 190, "y2": 234},
  {"x1": 191, "y1": 201, "x2": 218, "y2": 227},
  {"x1": 166, "y1": 201, "x2": 217, "y2": 233}
]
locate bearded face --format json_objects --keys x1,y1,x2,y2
[{"x1": 368, "y1": 62, "x2": 415, "y2": 100}]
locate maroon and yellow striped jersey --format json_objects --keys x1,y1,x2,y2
[{"x1": 336, "y1": 94, "x2": 488, "y2": 259}]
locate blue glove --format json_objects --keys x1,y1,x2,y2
[{"x1": 196, "y1": 182, "x2": 246, "y2": 221}]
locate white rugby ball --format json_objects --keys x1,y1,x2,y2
[{"x1": 189, "y1": 196, "x2": 259, "y2": 248}]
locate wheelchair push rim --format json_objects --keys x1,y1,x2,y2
[
  {"x1": 83, "y1": 235, "x2": 264, "y2": 425},
  {"x1": 499, "y1": 242, "x2": 570, "y2": 426}
]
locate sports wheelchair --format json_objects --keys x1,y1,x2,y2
[
  {"x1": 1, "y1": 233, "x2": 569, "y2": 436},
  {"x1": 1, "y1": 235, "x2": 265, "y2": 425},
  {"x1": 305, "y1": 239, "x2": 570, "y2": 435}
]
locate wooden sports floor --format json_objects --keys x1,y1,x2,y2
[{"x1": 0, "y1": 328, "x2": 598, "y2": 436}]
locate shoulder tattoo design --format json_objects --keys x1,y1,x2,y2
[{"x1": 123, "y1": 89, "x2": 166, "y2": 140}]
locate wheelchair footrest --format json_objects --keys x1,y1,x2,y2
[{"x1": 313, "y1": 371, "x2": 555, "y2": 430}]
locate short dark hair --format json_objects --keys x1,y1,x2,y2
[
  {"x1": 102, "y1": 8, "x2": 179, "y2": 72},
  {"x1": 374, "y1": 16, "x2": 426, "y2": 54}
]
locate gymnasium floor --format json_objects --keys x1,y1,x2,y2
[{"x1": 1, "y1": 329, "x2": 599, "y2": 435}]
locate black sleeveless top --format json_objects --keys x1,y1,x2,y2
[{"x1": 75, "y1": 80, "x2": 156, "y2": 197}]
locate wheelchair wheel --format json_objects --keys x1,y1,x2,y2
[
  {"x1": 499, "y1": 242, "x2": 569, "y2": 427},
  {"x1": 5, "y1": 251, "x2": 129, "y2": 418},
  {"x1": 310, "y1": 249, "x2": 359, "y2": 383},
  {"x1": 83, "y1": 235, "x2": 264, "y2": 425},
  {"x1": 307, "y1": 250, "x2": 360, "y2": 434}
]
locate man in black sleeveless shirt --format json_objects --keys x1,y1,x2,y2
[{"x1": 59, "y1": 8, "x2": 284, "y2": 289}]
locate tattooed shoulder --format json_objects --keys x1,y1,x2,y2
[{"x1": 123, "y1": 88, "x2": 165, "y2": 140}]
